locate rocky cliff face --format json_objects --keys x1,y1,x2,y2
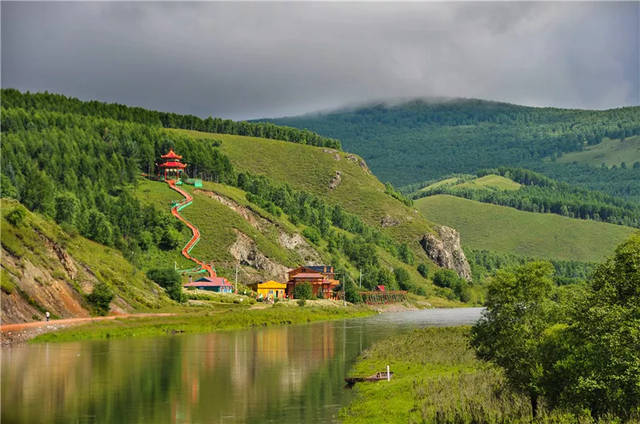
[{"x1": 420, "y1": 226, "x2": 472, "y2": 281}]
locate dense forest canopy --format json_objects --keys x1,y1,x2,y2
[
  {"x1": 1, "y1": 89, "x2": 341, "y2": 149},
  {"x1": 263, "y1": 98, "x2": 640, "y2": 199}
]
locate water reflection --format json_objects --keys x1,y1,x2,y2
[{"x1": 2, "y1": 308, "x2": 482, "y2": 424}]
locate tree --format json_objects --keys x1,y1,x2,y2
[
  {"x1": 547, "y1": 234, "x2": 640, "y2": 417},
  {"x1": 393, "y1": 267, "x2": 411, "y2": 290},
  {"x1": 147, "y1": 268, "x2": 185, "y2": 302},
  {"x1": 293, "y1": 282, "x2": 312, "y2": 300},
  {"x1": 86, "y1": 282, "x2": 114, "y2": 315},
  {"x1": 470, "y1": 261, "x2": 557, "y2": 417},
  {"x1": 417, "y1": 263, "x2": 429, "y2": 279},
  {"x1": 54, "y1": 192, "x2": 79, "y2": 224},
  {"x1": 159, "y1": 227, "x2": 181, "y2": 250},
  {"x1": 22, "y1": 170, "x2": 55, "y2": 216}
]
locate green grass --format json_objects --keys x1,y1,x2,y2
[
  {"x1": 1, "y1": 198, "x2": 173, "y2": 312},
  {"x1": 167, "y1": 129, "x2": 437, "y2": 248},
  {"x1": 415, "y1": 195, "x2": 636, "y2": 263},
  {"x1": 31, "y1": 304, "x2": 374, "y2": 343},
  {"x1": 556, "y1": 136, "x2": 640, "y2": 167},
  {"x1": 340, "y1": 327, "x2": 637, "y2": 424},
  {"x1": 454, "y1": 174, "x2": 521, "y2": 191}
]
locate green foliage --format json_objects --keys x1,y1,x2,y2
[
  {"x1": 470, "y1": 261, "x2": 558, "y2": 417},
  {"x1": 384, "y1": 182, "x2": 412, "y2": 206},
  {"x1": 1, "y1": 268, "x2": 17, "y2": 294},
  {"x1": 415, "y1": 167, "x2": 640, "y2": 228},
  {"x1": 393, "y1": 267, "x2": 411, "y2": 291},
  {"x1": 293, "y1": 282, "x2": 312, "y2": 300},
  {"x1": 54, "y1": 192, "x2": 79, "y2": 224},
  {"x1": 302, "y1": 227, "x2": 321, "y2": 244},
  {"x1": 86, "y1": 282, "x2": 114, "y2": 315},
  {"x1": 2, "y1": 88, "x2": 340, "y2": 149},
  {"x1": 146, "y1": 268, "x2": 184, "y2": 302},
  {"x1": 297, "y1": 298, "x2": 306, "y2": 307},
  {"x1": 5, "y1": 206, "x2": 26, "y2": 226},
  {"x1": 544, "y1": 233, "x2": 640, "y2": 417},
  {"x1": 343, "y1": 279, "x2": 362, "y2": 303},
  {"x1": 416, "y1": 194, "x2": 635, "y2": 263},
  {"x1": 417, "y1": 263, "x2": 429, "y2": 279},
  {"x1": 158, "y1": 227, "x2": 181, "y2": 251},
  {"x1": 266, "y1": 98, "x2": 640, "y2": 200}
]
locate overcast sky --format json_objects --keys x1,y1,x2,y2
[{"x1": 2, "y1": 2, "x2": 638, "y2": 120}]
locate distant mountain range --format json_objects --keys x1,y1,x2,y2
[{"x1": 259, "y1": 98, "x2": 640, "y2": 201}]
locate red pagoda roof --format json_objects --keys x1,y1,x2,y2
[
  {"x1": 158, "y1": 161, "x2": 187, "y2": 168},
  {"x1": 161, "y1": 149, "x2": 182, "y2": 160}
]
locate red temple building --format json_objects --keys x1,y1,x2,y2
[
  {"x1": 158, "y1": 149, "x2": 187, "y2": 180},
  {"x1": 286, "y1": 265, "x2": 340, "y2": 299}
]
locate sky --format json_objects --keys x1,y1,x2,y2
[{"x1": 2, "y1": 2, "x2": 639, "y2": 120}]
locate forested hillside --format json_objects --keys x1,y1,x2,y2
[
  {"x1": 262, "y1": 99, "x2": 640, "y2": 200},
  {"x1": 2, "y1": 89, "x2": 466, "y2": 310}
]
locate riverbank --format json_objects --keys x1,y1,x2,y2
[
  {"x1": 23, "y1": 302, "x2": 374, "y2": 344},
  {"x1": 339, "y1": 327, "x2": 633, "y2": 424}
]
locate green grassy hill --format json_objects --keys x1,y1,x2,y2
[
  {"x1": 1, "y1": 199, "x2": 172, "y2": 322},
  {"x1": 415, "y1": 194, "x2": 636, "y2": 263},
  {"x1": 555, "y1": 135, "x2": 640, "y2": 168}
]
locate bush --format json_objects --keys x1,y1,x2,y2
[
  {"x1": 147, "y1": 268, "x2": 185, "y2": 302},
  {"x1": 159, "y1": 227, "x2": 181, "y2": 250},
  {"x1": 294, "y1": 282, "x2": 313, "y2": 299},
  {"x1": 302, "y1": 227, "x2": 321, "y2": 244},
  {"x1": 5, "y1": 206, "x2": 26, "y2": 226},
  {"x1": 297, "y1": 299, "x2": 306, "y2": 307},
  {"x1": 417, "y1": 263, "x2": 429, "y2": 279},
  {"x1": 432, "y1": 269, "x2": 461, "y2": 289},
  {"x1": 86, "y1": 282, "x2": 114, "y2": 315},
  {"x1": 344, "y1": 281, "x2": 362, "y2": 304},
  {"x1": 394, "y1": 267, "x2": 412, "y2": 291}
]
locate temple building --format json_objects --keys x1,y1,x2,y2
[
  {"x1": 286, "y1": 265, "x2": 340, "y2": 299},
  {"x1": 184, "y1": 276, "x2": 233, "y2": 293},
  {"x1": 158, "y1": 149, "x2": 187, "y2": 180}
]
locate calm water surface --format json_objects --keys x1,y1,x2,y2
[{"x1": 2, "y1": 308, "x2": 482, "y2": 424}]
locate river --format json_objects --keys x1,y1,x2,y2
[{"x1": 1, "y1": 308, "x2": 483, "y2": 424}]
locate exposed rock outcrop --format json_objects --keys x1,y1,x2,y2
[
  {"x1": 380, "y1": 214, "x2": 400, "y2": 228},
  {"x1": 420, "y1": 226, "x2": 472, "y2": 281},
  {"x1": 328, "y1": 171, "x2": 342, "y2": 190},
  {"x1": 229, "y1": 230, "x2": 289, "y2": 282},
  {"x1": 278, "y1": 232, "x2": 322, "y2": 264},
  {"x1": 323, "y1": 148, "x2": 341, "y2": 161},
  {"x1": 345, "y1": 154, "x2": 371, "y2": 174}
]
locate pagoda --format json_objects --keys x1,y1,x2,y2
[{"x1": 158, "y1": 149, "x2": 187, "y2": 181}]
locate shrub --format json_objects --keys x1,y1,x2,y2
[
  {"x1": 417, "y1": 263, "x2": 429, "y2": 279},
  {"x1": 147, "y1": 268, "x2": 185, "y2": 302},
  {"x1": 302, "y1": 227, "x2": 321, "y2": 244},
  {"x1": 297, "y1": 299, "x2": 306, "y2": 307},
  {"x1": 87, "y1": 282, "x2": 114, "y2": 315},
  {"x1": 159, "y1": 227, "x2": 180, "y2": 250},
  {"x1": 5, "y1": 206, "x2": 26, "y2": 226},
  {"x1": 293, "y1": 282, "x2": 313, "y2": 300}
]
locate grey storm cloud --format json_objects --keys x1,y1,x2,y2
[{"x1": 2, "y1": 2, "x2": 638, "y2": 120}]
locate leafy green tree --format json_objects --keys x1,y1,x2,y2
[
  {"x1": 86, "y1": 282, "x2": 114, "y2": 315},
  {"x1": 343, "y1": 279, "x2": 362, "y2": 303},
  {"x1": 159, "y1": 227, "x2": 181, "y2": 250},
  {"x1": 546, "y1": 234, "x2": 640, "y2": 417},
  {"x1": 22, "y1": 169, "x2": 55, "y2": 216},
  {"x1": 417, "y1": 263, "x2": 429, "y2": 279},
  {"x1": 146, "y1": 268, "x2": 184, "y2": 302},
  {"x1": 393, "y1": 267, "x2": 411, "y2": 291},
  {"x1": 470, "y1": 261, "x2": 557, "y2": 417},
  {"x1": 54, "y1": 192, "x2": 79, "y2": 224},
  {"x1": 293, "y1": 282, "x2": 312, "y2": 300}
]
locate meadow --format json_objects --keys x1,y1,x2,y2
[
  {"x1": 340, "y1": 327, "x2": 640, "y2": 424},
  {"x1": 415, "y1": 195, "x2": 635, "y2": 263},
  {"x1": 556, "y1": 136, "x2": 640, "y2": 168}
]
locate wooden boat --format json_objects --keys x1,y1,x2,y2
[{"x1": 345, "y1": 371, "x2": 393, "y2": 386}]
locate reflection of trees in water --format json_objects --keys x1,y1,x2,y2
[{"x1": 1, "y1": 321, "x2": 352, "y2": 424}]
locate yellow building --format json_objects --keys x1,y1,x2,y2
[{"x1": 249, "y1": 280, "x2": 287, "y2": 300}]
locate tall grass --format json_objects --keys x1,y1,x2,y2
[{"x1": 340, "y1": 327, "x2": 639, "y2": 424}]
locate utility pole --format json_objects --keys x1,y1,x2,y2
[{"x1": 359, "y1": 269, "x2": 364, "y2": 288}]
